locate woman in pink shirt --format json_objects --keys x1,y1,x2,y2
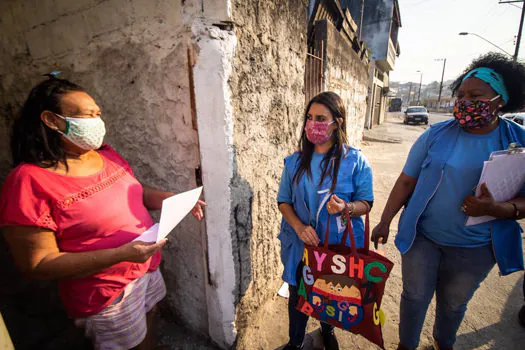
[{"x1": 0, "y1": 75, "x2": 206, "y2": 350}]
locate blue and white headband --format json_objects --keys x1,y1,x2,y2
[{"x1": 462, "y1": 67, "x2": 509, "y2": 104}]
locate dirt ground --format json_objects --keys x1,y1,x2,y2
[{"x1": 239, "y1": 114, "x2": 525, "y2": 350}]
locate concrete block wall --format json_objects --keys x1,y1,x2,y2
[
  {"x1": 229, "y1": 0, "x2": 309, "y2": 347},
  {"x1": 0, "y1": 0, "x2": 211, "y2": 348}
]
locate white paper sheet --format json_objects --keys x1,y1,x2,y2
[
  {"x1": 466, "y1": 152, "x2": 525, "y2": 226},
  {"x1": 133, "y1": 187, "x2": 203, "y2": 242},
  {"x1": 277, "y1": 282, "x2": 290, "y2": 298}
]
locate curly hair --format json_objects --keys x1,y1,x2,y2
[
  {"x1": 451, "y1": 52, "x2": 525, "y2": 113},
  {"x1": 11, "y1": 77, "x2": 85, "y2": 167}
]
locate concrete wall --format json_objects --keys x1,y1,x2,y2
[
  {"x1": 191, "y1": 15, "x2": 238, "y2": 348},
  {"x1": 0, "y1": 1, "x2": 370, "y2": 349},
  {"x1": 229, "y1": 0, "x2": 309, "y2": 348},
  {"x1": 0, "y1": 0, "x2": 210, "y2": 348},
  {"x1": 321, "y1": 19, "x2": 369, "y2": 146}
]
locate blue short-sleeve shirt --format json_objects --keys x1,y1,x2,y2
[
  {"x1": 278, "y1": 151, "x2": 374, "y2": 229},
  {"x1": 403, "y1": 125, "x2": 525, "y2": 247}
]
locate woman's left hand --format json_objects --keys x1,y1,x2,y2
[
  {"x1": 327, "y1": 194, "x2": 346, "y2": 215},
  {"x1": 461, "y1": 183, "x2": 496, "y2": 217},
  {"x1": 191, "y1": 200, "x2": 207, "y2": 221}
]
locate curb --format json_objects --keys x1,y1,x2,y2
[{"x1": 363, "y1": 135, "x2": 402, "y2": 144}]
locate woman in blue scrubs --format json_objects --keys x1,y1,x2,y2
[
  {"x1": 372, "y1": 53, "x2": 525, "y2": 350},
  {"x1": 277, "y1": 92, "x2": 374, "y2": 350}
]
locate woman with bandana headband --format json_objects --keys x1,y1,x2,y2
[
  {"x1": 277, "y1": 92, "x2": 374, "y2": 350},
  {"x1": 372, "y1": 52, "x2": 525, "y2": 350},
  {"x1": 0, "y1": 76, "x2": 206, "y2": 350}
]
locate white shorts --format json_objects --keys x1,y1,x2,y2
[{"x1": 75, "y1": 270, "x2": 166, "y2": 350}]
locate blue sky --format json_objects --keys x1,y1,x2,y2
[{"x1": 390, "y1": 0, "x2": 524, "y2": 84}]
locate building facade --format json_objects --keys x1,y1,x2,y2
[{"x1": 341, "y1": 0, "x2": 402, "y2": 128}]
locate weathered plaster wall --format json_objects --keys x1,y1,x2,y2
[
  {"x1": 229, "y1": 0, "x2": 309, "y2": 348},
  {"x1": 320, "y1": 19, "x2": 369, "y2": 146},
  {"x1": 0, "y1": 0, "x2": 211, "y2": 347}
]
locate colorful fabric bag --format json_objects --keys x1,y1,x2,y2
[{"x1": 295, "y1": 210, "x2": 394, "y2": 349}]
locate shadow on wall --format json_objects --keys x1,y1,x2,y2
[
  {"x1": 230, "y1": 151, "x2": 254, "y2": 306},
  {"x1": 0, "y1": 238, "x2": 91, "y2": 350}
]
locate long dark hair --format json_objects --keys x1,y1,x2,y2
[
  {"x1": 11, "y1": 77, "x2": 85, "y2": 167},
  {"x1": 293, "y1": 91, "x2": 348, "y2": 193}
]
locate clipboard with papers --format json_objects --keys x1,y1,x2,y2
[{"x1": 466, "y1": 143, "x2": 525, "y2": 226}]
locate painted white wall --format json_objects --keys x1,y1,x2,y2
[{"x1": 192, "y1": 19, "x2": 238, "y2": 348}]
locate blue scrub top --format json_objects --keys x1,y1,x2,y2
[
  {"x1": 277, "y1": 151, "x2": 373, "y2": 230},
  {"x1": 403, "y1": 126, "x2": 525, "y2": 247}
]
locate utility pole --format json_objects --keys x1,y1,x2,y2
[
  {"x1": 437, "y1": 58, "x2": 447, "y2": 106},
  {"x1": 515, "y1": 2, "x2": 525, "y2": 60},
  {"x1": 417, "y1": 71, "x2": 423, "y2": 105},
  {"x1": 499, "y1": 0, "x2": 525, "y2": 61}
]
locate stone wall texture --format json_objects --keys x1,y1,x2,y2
[
  {"x1": 229, "y1": 0, "x2": 309, "y2": 347},
  {"x1": 322, "y1": 20, "x2": 369, "y2": 146},
  {"x1": 1, "y1": 0, "x2": 372, "y2": 348},
  {"x1": 230, "y1": 6, "x2": 370, "y2": 347},
  {"x1": 0, "y1": 0, "x2": 210, "y2": 348}
]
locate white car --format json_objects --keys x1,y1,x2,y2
[
  {"x1": 503, "y1": 112, "x2": 525, "y2": 126},
  {"x1": 403, "y1": 106, "x2": 429, "y2": 125}
]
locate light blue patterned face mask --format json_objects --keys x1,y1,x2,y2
[{"x1": 54, "y1": 113, "x2": 106, "y2": 150}]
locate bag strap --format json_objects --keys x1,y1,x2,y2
[
  {"x1": 341, "y1": 210, "x2": 358, "y2": 256},
  {"x1": 323, "y1": 200, "x2": 371, "y2": 255},
  {"x1": 360, "y1": 200, "x2": 371, "y2": 253}
]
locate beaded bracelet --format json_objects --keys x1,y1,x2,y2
[{"x1": 344, "y1": 201, "x2": 355, "y2": 216}]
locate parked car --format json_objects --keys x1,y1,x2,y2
[
  {"x1": 503, "y1": 112, "x2": 525, "y2": 126},
  {"x1": 404, "y1": 106, "x2": 429, "y2": 125}
]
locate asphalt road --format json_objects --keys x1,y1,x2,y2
[
  {"x1": 428, "y1": 111, "x2": 454, "y2": 124},
  {"x1": 390, "y1": 111, "x2": 453, "y2": 125}
]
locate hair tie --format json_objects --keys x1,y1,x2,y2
[{"x1": 42, "y1": 70, "x2": 61, "y2": 79}]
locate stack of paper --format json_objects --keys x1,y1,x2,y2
[
  {"x1": 466, "y1": 151, "x2": 525, "y2": 226},
  {"x1": 133, "y1": 187, "x2": 203, "y2": 242}
]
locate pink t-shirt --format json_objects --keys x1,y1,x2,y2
[{"x1": 0, "y1": 145, "x2": 161, "y2": 318}]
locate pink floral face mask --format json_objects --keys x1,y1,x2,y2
[{"x1": 305, "y1": 120, "x2": 336, "y2": 144}]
